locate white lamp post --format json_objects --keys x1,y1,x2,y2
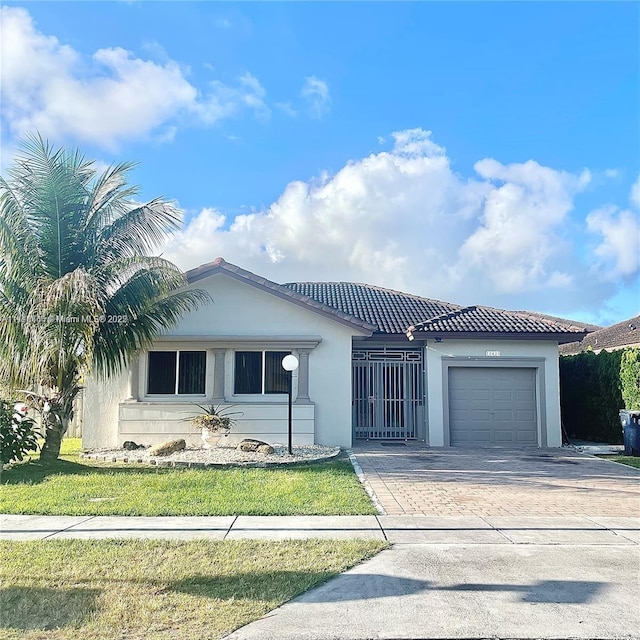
[{"x1": 282, "y1": 354, "x2": 299, "y2": 454}]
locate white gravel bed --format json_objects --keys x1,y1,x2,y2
[{"x1": 80, "y1": 443, "x2": 342, "y2": 467}]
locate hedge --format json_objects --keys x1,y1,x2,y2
[
  {"x1": 620, "y1": 348, "x2": 640, "y2": 411},
  {"x1": 559, "y1": 349, "x2": 623, "y2": 443}
]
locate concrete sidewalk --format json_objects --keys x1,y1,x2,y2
[
  {"x1": 224, "y1": 543, "x2": 640, "y2": 640},
  {"x1": 3, "y1": 514, "x2": 639, "y2": 639},
  {"x1": 1, "y1": 513, "x2": 638, "y2": 544}
]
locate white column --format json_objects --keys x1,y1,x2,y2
[
  {"x1": 126, "y1": 355, "x2": 140, "y2": 401},
  {"x1": 295, "y1": 348, "x2": 311, "y2": 403},
  {"x1": 213, "y1": 349, "x2": 226, "y2": 401}
]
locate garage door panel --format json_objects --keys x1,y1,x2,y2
[
  {"x1": 449, "y1": 368, "x2": 538, "y2": 446},
  {"x1": 465, "y1": 430, "x2": 491, "y2": 442},
  {"x1": 449, "y1": 389, "x2": 470, "y2": 401}
]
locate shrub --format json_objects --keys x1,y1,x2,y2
[
  {"x1": 0, "y1": 400, "x2": 40, "y2": 464},
  {"x1": 620, "y1": 348, "x2": 640, "y2": 410}
]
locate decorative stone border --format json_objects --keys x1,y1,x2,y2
[{"x1": 79, "y1": 446, "x2": 343, "y2": 469}]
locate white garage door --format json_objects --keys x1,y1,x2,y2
[{"x1": 448, "y1": 367, "x2": 538, "y2": 446}]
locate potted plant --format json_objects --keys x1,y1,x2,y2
[{"x1": 189, "y1": 404, "x2": 242, "y2": 449}]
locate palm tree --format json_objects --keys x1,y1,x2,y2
[{"x1": 0, "y1": 134, "x2": 209, "y2": 460}]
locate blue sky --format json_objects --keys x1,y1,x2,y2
[{"x1": 1, "y1": 2, "x2": 638, "y2": 326}]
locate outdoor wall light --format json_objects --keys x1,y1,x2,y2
[{"x1": 282, "y1": 354, "x2": 299, "y2": 454}]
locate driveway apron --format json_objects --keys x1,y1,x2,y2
[
  {"x1": 352, "y1": 443, "x2": 640, "y2": 517},
  {"x1": 226, "y1": 445, "x2": 639, "y2": 640}
]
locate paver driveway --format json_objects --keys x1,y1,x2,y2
[{"x1": 352, "y1": 443, "x2": 640, "y2": 516}]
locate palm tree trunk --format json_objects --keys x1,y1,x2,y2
[
  {"x1": 40, "y1": 422, "x2": 65, "y2": 461},
  {"x1": 39, "y1": 401, "x2": 73, "y2": 462}
]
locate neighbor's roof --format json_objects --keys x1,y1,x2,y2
[
  {"x1": 560, "y1": 315, "x2": 640, "y2": 355},
  {"x1": 284, "y1": 282, "x2": 591, "y2": 340}
]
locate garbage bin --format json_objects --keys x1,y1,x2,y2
[{"x1": 619, "y1": 410, "x2": 640, "y2": 456}]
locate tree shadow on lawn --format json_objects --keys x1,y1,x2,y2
[
  {"x1": 0, "y1": 458, "x2": 356, "y2": 486},
  {"x1": 0, "y1": 586, "x2": 101, "y2": 630}
]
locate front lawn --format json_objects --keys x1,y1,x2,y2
[
  {"x1": 0, "y1": 538, "x2": 387, "y2": 640},
  {"x1": 598, "y1": 455, "x2": 640, "y2": 469},
  {"x1": 1, "y1": 439, "x2": 376, "y2": 516}
]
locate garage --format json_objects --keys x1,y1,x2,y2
[{"x1": 448, "y1": 367, "x2": 538, "y2": 446}]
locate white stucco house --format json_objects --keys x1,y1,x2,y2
[{"x1": 83, "y1": 258, "x2": 589, "y2": 450}]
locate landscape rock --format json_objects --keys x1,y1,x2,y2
[
  {"x1": 237, "y1": 438, "x2": 274, "y2": 454},
  {"x1": 257, "y1": 443, "x2": 275, "y2": 454},
  {"x1": 122, "y1": 441, "x2": 142, "y2": 450},
  {"x1": 148, "y1": 439, "x2": 186, "y2": 456}
]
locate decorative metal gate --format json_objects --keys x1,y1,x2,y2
[{"x1": 352, "y1": 348, "x2": 424, "y2": 440}]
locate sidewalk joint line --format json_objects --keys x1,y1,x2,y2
[
  {"x1": 583, "y1": 515, "x2": 640, "y2": 545},
  {"x1": 478, "y1": 515, "x2": 515, "y2": 544},
  {"x1": 224, "y1": 515, "x2": 238, "y2": 540},
  {"x1": 374, "y1": 515, "x2": 389, "y2": 542},
  {"x1": 42, "y1": 515, "x2": 97, "y2": 540}
]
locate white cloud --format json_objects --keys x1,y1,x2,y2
[
  {"x1": 300, "y1": 76, "x2": 331, "y2": 119},
  {"x1": 587, "y1": 205, "x2": 640, "y2": 280},
  {"x1": 453, "y1": 160, "x2": 591, "y2": 293},
  {"x1": 0, "y1": 6, "x2": 269, "y2": 149},
  {"x1": 161, "y1": 127, "x2": 634, "y2": 314}
]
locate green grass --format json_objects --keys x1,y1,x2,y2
[
  {"x1": 1, "y1": 439, "x2": 376, "y2": 516},
  {"x1": 598, "y1": 455, "x2": 640, "y2": 469},
  {"x1": 0, "y1": 538, "x2": 388, "y2": 640}
]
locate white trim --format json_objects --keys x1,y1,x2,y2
[
  {"x1": 144, "y1": 349, "x2": 208, "y2": 399},
  {"x1": 153, "y1": 335, "x2": 322, "y2": 349}
]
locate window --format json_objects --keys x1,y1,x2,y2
[
  {"x1": 234, "y1": 351, "x2": 290, "y2": 394},
  {"x1": 147, "y1": 351, "x2": 206, "y2": 395}
]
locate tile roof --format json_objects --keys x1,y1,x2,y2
[
  {"x1": 560, "y1": 315, "x2": 640, "y2": 355},
  {"x1": 410, "y1": 305, "x2": 591, "y2": 335},
  {"x1": 513, "y1": 311, "x2": 602, "y2": 333},
  {"x1": 184, "y1": 258, "x2": 591, "y2": 341},
  {"x1": 283, "y1": 282, "x2": 459, "y2": 334},
  {"x1": 284, "y1": 282, "x2": 590, "y2": 339}
]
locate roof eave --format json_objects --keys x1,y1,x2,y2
[{"x1": 400, "y1": 330, "x2": 589, "y2": 344}]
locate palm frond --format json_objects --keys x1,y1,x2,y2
[
  {"x1": 1, "y1": 133, "x2": 205, "y2": 430},
  {"x1": 0, "y1": 177, "x2": 43, "y2": 287},
  {"x1": 93, "y1": 198, "x2": 183, "y2": 264}
]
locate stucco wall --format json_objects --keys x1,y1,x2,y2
[
  {"x1": 118, "y1": 402, "x2": 315, "y2": 447},
  {"x1": 82, "y1": 370, "x2": 129, "y2": 449},
  {"x1": 424, "y1": 339, "x2": 562, "y2": 447},
  {"x1": 85, "y1": 272, "x2": 367, "y2": 448}
]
